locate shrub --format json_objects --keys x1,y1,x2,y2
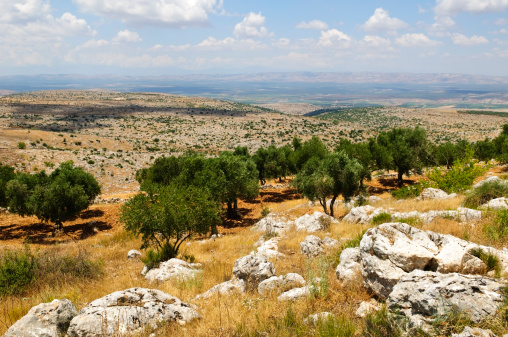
[
  {"x1": 391, "y1": 180, "x2": 435, "y2": 200},
  {"x1": 318, "y1": 215, "x2": 333, "y2": 230},
  {"x1": 261, "y1": 206, "x2": 271, "y2": 218},
  {"x1": 463, "y1": 180, "x2": 508, "y2": 209},
  {"x1": 469, "y1": 247, "x2": 501, "y2": 277},
  {"x1": 372, "y1": 212, "x2": 392, "y2": 225},
  {"x1": 362, "y1": 307, "x2": 406, "y2": 337},
  {"x1": 0, "y1": 247, "x2": 36, "y2": 296},
  {"x1": 427, "y1": 149, "x2": 489, "y2": 193},
  {"x1": 16, "y1": 142, "x2": 26, "y2": 149}
]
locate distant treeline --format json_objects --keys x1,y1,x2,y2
[{"x1": 458, "y1": 110, "x2": 508, "y2": 118}]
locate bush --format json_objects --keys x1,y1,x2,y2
[
  {"x1": 0, "y1": 247, "x2": 36, "y2": 296},
  {"x1": 16, "y1": 142, "x2": 26, "y2": 149},
  {"x1": 427, "y1": 150, "x2": 489, "y2": 193},
  {"x1": 463, "y1": 180, "x2": 508, "y2": 209},
  {"x1": 469, "y1": 247, "x2": 501, "y2": 277},
  {"x1": 261, "y1": 206, "x2": 271, "y2": 218},
  {"x1": 391, "y1": 180, "x2": 435, "y2": 200},
  {"x1": 0, "y1": 246, "x2": 102, "y2": 297},
  {"x1": 372, "y1": 212, "x2": 392, "y2": 225}
]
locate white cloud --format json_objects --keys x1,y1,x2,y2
[
  {"x1": 494, "y1": 38, "x2": 508, "y2": 45},
  {"x1": 196, "y1": 36, "x2": 266, "y2": 51},
  {"x1": 0, "y1": 0, "x2": 51, "y2": 23},
  {"x1": 361, "y1": 8, "x2": 408, "y2": 32},
  {"x1": 430, "y1": 15, "x2": 456, "y2": 34},
  {"x1": 362, "y1": 35, "x2": 391, "y2": 47},
  {"x1": 494, "y1": 18, "x2": 508, "y2": 25},
  {"x1": 451, "y1": 33, "x2": 488, "y2": 45},
  {"x1": 74, "y1": 0, "x2": 220, "y2": 28},
  {"x1": 296, "y1": 20, "x2": 328, "y2": 30},
  {"x1": 396, "y1": 33, "x2": 442, "y2": 47},
  {"x1": 233, "y1": 12, "x2": 271, "y2": 38},
  {"x1": 318, "y1": 29, "x2": 351, "y2": 47},
  {"x1": 112, "y1": 30, "x2": 142, "y2": 43},
  {"x1": 435, "y1": 0, "x2": 508, "y2": 16}
]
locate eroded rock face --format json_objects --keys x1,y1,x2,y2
[
  {"x1": 257, "y1": 273, "x2": 306, "y2": 296},
  {"x1": 359, "y1": 222, "x2": 508, "y2": 299},
  {"x1": 194, "y1": 277, "x2": 246, "y2": 300},
  {"x1": 295, "y1": 211, "x2": 338, "y2": 232},
  {"x1": 300, "y1": 235, "x2": 324, "y2": 257},
  {"x1": 387, "y1": 270, "x2": 504, "y2": 325},
  {"x1": 232, "y1": 255, "x2": 275, "y2": 287},
  {"x1": 67, "y1": 288, "x2": 199, "y2": 337},
  {"x1": 335, "y1": 247, "x2": 362, "y2": 283},
  {"x1": 145, "y1": 258, "x2": 202, "y2": 283},
  {"x1": 3, "y1": 299, "x2": 77, "y2": 337}
]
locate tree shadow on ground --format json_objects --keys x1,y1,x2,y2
[
  {"x1": 259, "y1": 188, "x2": 301, "y2": 203},
  {"x1": 368, "y1": 177, "x2": 418, "y2": 194}
]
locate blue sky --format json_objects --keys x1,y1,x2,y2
[{"x1": 1, "y1": 0, "x2": 508, "y2": 76}]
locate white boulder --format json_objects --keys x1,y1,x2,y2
[
  {"x1": 335, "y1": 247, "x2": 362, "y2": 283},
  {"x1": 195, "y1": 277, "x2": 246, "y2": 300},
  {"x1": 127, "y1": 249, "x2": 141, "y2": 259},
  {"x1": 233, "y1": 255, "x2": 275, "y2": 286},
  {"x1": 295, "y1": 211, "x2": 338, "y2": 232},
  {"x1": 258, "y1": 273, "x2": 306, "y2": 296},
  {"x1": 67, "y1": 288, "x2": 199, "y2": 336},
  {"x1": 300, "y1": 235, "x2": 324, "y2": 257},
  {"x1": 145, "y1": 258, "x2": 202, "y2": 283},
  {"x1": 418, "y1": 188, "x2": 457, "y2": 200},
  {"x1": 481, "y1": 197, "x2": 508, "y2": 210}
]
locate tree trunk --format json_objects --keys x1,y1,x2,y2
[
  {"x1": 53, "y1": 221, "x2": 64, "y2": 237},
  {"x1": 226, "y1": 200, "x2": 240, "y2": 219},
  {"x1": 329, "y1": 196, "x2": 337, "y2": 217},
  {"x1": 397, "y1": 171, "x2": 404, "y2": 186},
  {"x1": 319, "y1": 199, "x2": 329, "y2": 215}
]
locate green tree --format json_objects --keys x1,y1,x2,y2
[
  {"x1": 293, "y1": 152, "x2": 362, "y2": 216},
  {"x1": 375, "y1": 127, "x2": 429, "y2": 185},
  {"x1": 120, "y1": 184, "x2": 220, "y2": 262},
  {"x1": 0, "y1": 164, "x2": 16, "y2": 207},
  {"x1": 293, "y1": 136, "x2": 329, "y2": 171},
  {"x1": 335, "y1": 139, "x2": 373, "y2": 190},
  {"x1": 6, "y1": 162, "x2": 100, "y2": 234}
]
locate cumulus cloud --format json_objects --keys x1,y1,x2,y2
[
  {"x1": 361, "y1": 8, "x2": 408, "y2": 32},
  {"x1": 0, "y1": 0, "x2": 51, "y2": 23},
  {"x1": 196, "y1": 36, "x2": 266, "y2": 50},
  {"x1": 296, "y1": 20, "x2": 328, "y2": 30},
  {"x1": 362, "y1": 35, "x2": 391, "y2": 47},
  {"x1": 451, "y1": 33, "x2": 488, "y2": 45},
  {"x1": 396, "y1": 33, "x2": 442, "y2": 47},
  {"x1": 74, "y1": 0, "x2": 220, "y2": 28},
  {"x1": 435, "y1": 0, "x2": 508, "y2": 16},
  {"x1": 112, "y1": 30, "x2": 142, "y2": 43},
  {"x1": 233, "y1": 12, "x2": 271, "y2": 38},
  {"x1": 318, "y1": 29, "x2": 351, "y2": 47}
]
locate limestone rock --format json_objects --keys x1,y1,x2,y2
[
  {"x1": 300, "y1": 235, "x2": 324, "y2": 257},
  {"x1": 387, "y1": 270, "x2": 504, "y2": 324},
  {"x1": 335, "y1": 247, "x2": 362, "y2": 283},
  {"x1": 343, "y1": 205, "x2": 375, "y2": 224},
  {"x1": 452, "y1": 326, "x2": 497, "y2": 337},
  {"x1": 258, "y1": 273, "x2": 306, "y2": 296},
  {"x1": 127, "y1": 249, "x2": 141, "y2": 259},
  {"x1": 145, "y1": 258, "x2": 202, "y2": 283},
  {"x1": 195, "y1": 277, "x2": 246, "y2": 300},
  {"x1": 473, "y1": 176, "x2": 502, "y2": 189},
  {"x1": 322, "y1": 236, "x2": 340, "y2": 248},
  {"x1": 254, "y1": 237, "x2": 284, "y2": 259},
  {"x1": 232, "y1": 255, "x2": 275, "y2": 287},
  {"x1": 481, "y1": 197, "x2": 508, "y2": 210},
  {"x1": 418, "y1": 188, "x2": 457, "y2": 200},
  {"x1": 355, "y1": 299, "x2": 380, "y2": 318},
  {"x1": 251, "y1": 214, "x2": 292, "y2": 234},
  {"x1": 295, "y1": 211, "x2": 337, "y2": 232},
  {"x1": 277, "y1": 278, "x2": 321, "y2": 301},
  {"x1": 359, "y1": 222, "x2": 508, "y2": 299},
  {"x1": 67, "y1": 288, "x2": 199, "y2": 337},
  {"x1": 4, "y1": 299, "x2": 77, "y2": 337}
]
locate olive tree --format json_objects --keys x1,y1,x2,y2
[{"x1": 120, "y1": 184, "x2": 221, "y2": 264}]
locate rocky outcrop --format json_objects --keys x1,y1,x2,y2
[
  {"x1": 194, "y1": 277, "x2": 246, "y2": 300},
  {"x1": 253, "y1": 236, "x2": 284, "y2": 259},
  {"x1": 251, "y1": 214, "x2": 292, "y2": 234},
  {"x1": 295, "y1": 211, "x2": 338, "y2": 232},
  {"x1": 481, "y1": 197, "x2": 508, "y2": 210},
  {"x1": 355, "y1": 299, "x2": 380, "y2": 318},
  {"x1": 335, "y1": 247, "x2": 362, "y2": 283},
  {"x1": 418, "y1": 188, "x2": 457, "y2": 200},
  {"x1": 300, "y1": 235, "x2": 324, "y2": 257},
  {"x1": 67, "y1": 288, "x2": 199, "y2": 336},
  {"x1": 233, "y1": 255, "x2": 275, "y2": 287},
  {"x1": 145, "y1": 258, "x2": 202, "y2": 283},
  {"x1": 473, "y1": 176, "x2": 504, "y2": 189},
  {"x1": 387, "y1": 270, "x2": 504, "y2": 325},
  {"x1": 257, "y1": 273, "x2": 306, "y2": 296},
  {"x1": 3, "y1": 299, "x2": 77, "y2": 337},
  {"x1": 359, "y1": 222, "x2": 508, "y2": 299},
  {"x1": 343, "y1": 205, "x2": 375, "y2": 224}
]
